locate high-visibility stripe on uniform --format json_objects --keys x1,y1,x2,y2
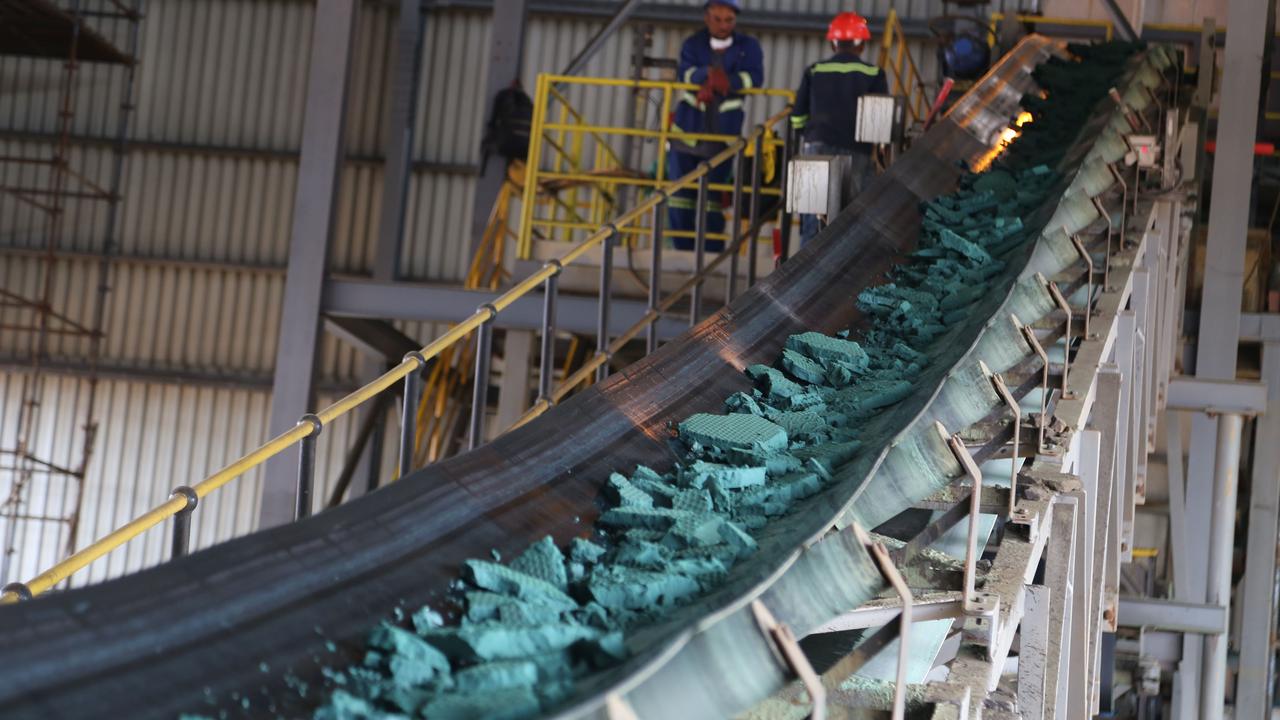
[
  {"x1": 683, "y1": 67, "x2": 698, "y2": 83},
  {"x1": 811, "y1": 61, "x2": 880, "y2": 76},
  {"x1": 668, "y1": 195, "x2": 724, "y2": 211},
  {"x1": 790, "y1": 114, "x2": 809, "y2": 128},
  {"x1": 738, "y1": 71, "x2": 753, "y2": 89},
  {"x1": 680, "y1": 93, "x2": 745, "y2": 112},
  {"x1": 671, "y1": 120, "x2": 698, "y2": 147}
]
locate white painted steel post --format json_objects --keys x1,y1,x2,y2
[
  {"x1": 1236, "y1": 341, "x2": 1280, "y2": 717},
  {"x1": 1200, "y1": 412, "x2": 1243, "y2": 720}
]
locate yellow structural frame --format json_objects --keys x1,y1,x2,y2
[{"x1": 517, "y1": 73, "x2": 794, "y2": 259}]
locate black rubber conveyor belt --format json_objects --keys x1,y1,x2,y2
[{"x1": 0, "y1": 38, "x2": 1057, "y2": 719}]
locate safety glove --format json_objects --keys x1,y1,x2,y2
[{"x1": 707, "y1": 66, "x2": 731, "y2": 97}]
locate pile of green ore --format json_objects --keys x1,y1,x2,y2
[{"x1": 291, "y1": 42, "x2": 1137, "y2": 720}]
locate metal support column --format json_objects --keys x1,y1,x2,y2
[
  {"x1": 690, "y1": 173, "x2": 708, "y2": 326},
  {"x1": 1182, "y1": 1, "x2": 1270, "y2": 711},
  {"x1": 1098, "y1": 0, "x2": 1139, "y2": 42},
  {"x1": 646, "y1": 202, "x2": 664, "y2": 355},
  {"x1": 469, "y1": 0, "x2": 529, "y2": 255},
  {"x1": 538, "y1": 266, "x2": 559, "y2": 400},
  {"x1": 1196, "y1": 0, "x2": 1269, "y2": 379},
  {"x1": 373, "y1": 0, "x2": 426, "y2": 282},
  {"x1": 260, "y1": 0, "x2": 360, "y2": 528},
  {"x1": 469, "y1": 306, "x2": 496, "y2": 450},
  {"x1": 1236, "y1": 341, "x2": 1280, "y2": 718},
  {"x1": 560, "y1": 0, "x2": 643, "y2": 78},
  {"x1": 1201, "y1": 413, "x2": 1243, "y2": 720},
  {"x1": 597, "y1": 230, "x2": 615, "y2": 382}
]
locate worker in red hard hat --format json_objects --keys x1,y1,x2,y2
[
  {"x1": 792, "y1": 12, "x2": 888, "y2": 245},
  {"x1": 667, "y1": 0, "x2": 764, "y2": 252}
]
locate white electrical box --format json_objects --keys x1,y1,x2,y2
[
  {"x1": 856, "y1": 94, "x2": 902, "y2": 145},
  {"x1": 786, "y1": 155, "x2": 851, "y2": 215},
  {"x1": 1127, "y1": 134, "x2": 1159, "y2": 168}
]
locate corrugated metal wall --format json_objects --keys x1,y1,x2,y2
[
  {"x1": 0, "y1": 0, "x2": 1018, "y2": 590},
  {"x1": 0, "y1": 372, "x2": 391, "y2": 586}
]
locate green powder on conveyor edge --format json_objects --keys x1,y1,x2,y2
[{"x1": 296, "y1": 42, "x2": 1138, "y2": 720}]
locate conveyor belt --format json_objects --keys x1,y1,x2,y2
[{"x1": 0, "y1": 36, "x2": 1149, "y2": 719}]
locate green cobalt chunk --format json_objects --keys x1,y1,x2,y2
[
  {"x1": 606, "y1": 472, "x2": 654, "y2": 508},
  {"x1": 682, "y1": 460, "x2": 767, "y2": 491},
  {"x1": 588, "y1": 565, "x2": 701, "y2": 611},
  {"x1": 510, "y1": 536, "x2": 569, "y2": 591},
  {"x1": 316, "y1": 690, "x2": 411, "y2": 720},
  {"x1": 367, "y1": 623, "x2": 451, "y2": 688},
  {"x1": 462, "y1": 560, "x2": 577, "y2": 612},
  {"x1": 423, "y1": 622, "x2": 599, "y2": 662},
  {"x1": 452, "y1": 659, "x2": 539, "y2": 693},
  {"x1": 786, "y1": 332, "x2": 870, "y2": 372},
  {"x1": 420, "y1": 686, "x2": 541, "y2": 720},
  {"x1": 668, "y1": 512, "x2": 727, "y2": 549},
  {"x1": 615, "y1": 539, "x2": 671, "y2": 570},
  {"x1": 718, "y1": 521, "x2": 758, "y2": 558},
  {"x1": 599, "y1": 506, "x2": 682, "y2": 530},
  {"x1": 678, "y1": 413, "x2": 788, "y2": 456},
  {"x1": 464, "y1": 591, "x2": 562, "y2": 625},
  {"x1": 745, "y1": 364, "x2": 805, "y2": 402},
  {"x1": 569, "y1": 537, "x2": 606, "y2": 565},
  {"x1": 781, "y1": 348, "x2": 827, "y2": 385}
]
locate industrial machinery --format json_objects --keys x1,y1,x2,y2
[{"x1": 0, "y1": 36, "x2": 1196, "y2": 720}]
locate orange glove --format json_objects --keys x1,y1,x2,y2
[
  {"x1": 707, "y1": 66, "x2": 731, "y2": 96},
  {"x1": 697, "y1": 83, "x2": 717, "y2": 104}
]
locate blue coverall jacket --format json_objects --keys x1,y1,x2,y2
[{"x1": 672, "y1": 29, "x2": 765, "y2": 147}]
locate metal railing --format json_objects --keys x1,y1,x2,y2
[
  {"x1": 0, "y1": 96, "x2": 795, "y2": 604},
  {"x1": 878, "y1": 9, "x2": 932, "y2": 127},
  {"x1": 517, "y1": 73, "x2": 794, "y2": 259}
]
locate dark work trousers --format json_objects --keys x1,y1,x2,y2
[{"x1": 666, "y1": 147, "x2": 731, "y2": 252}]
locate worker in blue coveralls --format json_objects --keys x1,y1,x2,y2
[
  {"x1": 792, "y1": 12, "x2": 888, "y2": 245},
  {"x1": 668, "y1": 0, "x2": 764, "y2": 252}
]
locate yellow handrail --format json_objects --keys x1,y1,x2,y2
[
  {"x1": 989, "y1": 12, "x2": 1114, "y2": 43},
  {"x1": 878, "y1": 9, "x2": 932, "y2": 126},
  {"x1": 0, "y1": 101, "x2": 795, "y2": 605},
  {"x1": 518, "y1": 73, "x2": 794, "y2": 259}
]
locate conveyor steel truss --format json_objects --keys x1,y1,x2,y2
[{"x1": 0, "y1": 37, "x2": 1182, "y2": 720}]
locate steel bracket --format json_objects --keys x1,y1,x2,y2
[{"x1": 751, "y1": 599, "x2": 827, "y2": 720}]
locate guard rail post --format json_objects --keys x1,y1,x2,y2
[
  {"x1": 168, "y1": 485, "x2": 198, "y2": 559},
  {"x1": 295, "y1": 414, "x2": 323, "y2": 521},
  {"x1": 778, "y1": 124, "x2": 795, "y2": 263},
  {"x1": 748, "y1": 132, "x2": 763, "y2": 288},
  {"x1": 538, "y1": 261, "x2": 561, "y2": 401},
  {"x1": 727, "y1": 145, "x2": 745, "y2": 303},
  {"x1": 1, "y1": 582, "x2": 31, "y2": 602},
  {"x1": 646, "y1": 200, "x2": 665, "y2": 355},
  {"x1": 691, "y1": 169, "x2": 709, "y2": 326},
  {"x1": 596, "y1": 227, "x2": 617, "y2": 382},
  {"x1": 469, "y1": 304, "x2": 497, "y2": 450},
  {"x1": 399, "y1": 351, "x2": 427, "y2": 479}
]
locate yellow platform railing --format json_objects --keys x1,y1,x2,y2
[
  {"x1": 517, "y1": 73, "x2": 793, "y2": 260},
  {"x1": 878, "y1": 9, "x2": 932, "y2": 127},
  {"x1": 0, "y1": 97, "x2": 795, "y2": 604}
]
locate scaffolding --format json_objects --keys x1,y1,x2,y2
[{"x1": 0, "y1": 0, "x2": 143, "y2": 584}]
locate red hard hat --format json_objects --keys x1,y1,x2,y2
[{"x1": 827, "y1": 12, "x2": 871, "y2": 42}]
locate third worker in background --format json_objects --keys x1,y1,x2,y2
[
  {"x1": 792, "y1": 12, "x2": 888, "y2": 245},
  {"x1": 668, "y1": 0, "x2": 764, "y2": 252}
]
